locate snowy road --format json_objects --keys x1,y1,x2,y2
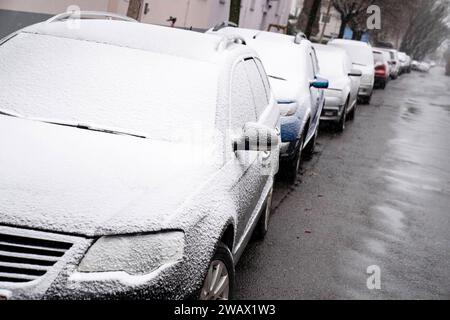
[{"x1": 235, "y1": 67, "x2": 450, "y2": 299}]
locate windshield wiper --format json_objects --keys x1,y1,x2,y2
[
  {"x1": 0, "y1": 109, "x2": 22, "y2": 118},
  {"x1": 268, "y1": 75, "x2": 287, "y2": 81},
  {"x1": 41, "y1": 120, "x2": 147, "y2": 139},
  {"x1": 352, "y1": 62, "x2": 366, "y2": 66}
]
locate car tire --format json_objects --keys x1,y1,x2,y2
[
  {"x1": 199, "y1": 242, "x2": 234, "y2": 300},
  {"x1": 336, "y1": 101, "x2": 348, "y2": 132},
  {"x1": 347, "y1": 101, "x2": 356, "y2": 121},
  {"x1": 303, "y1": 124, "x2": 318, "y2": 161},
  {"x1": 253, "y1": 186, "x2": 274, "y2": 240},
  {"x1": 284, "y1": 135, "x2": 304, "y2": 184},
  {"x1": 380, "y1": 81, "x2": 386, "y2": 89}
]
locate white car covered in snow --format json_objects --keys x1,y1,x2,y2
[
  {"x1": 313, "y1": 44, "x2": 362, "y2": 132},
  {"x1": 328, "y1": 39, "x2": 375, "y2": 104},
  {"x1": 0, "y1": 12, "x2": 281, "y2": 300},
  {"x1": 208, "y1": 26, "x2": 328, "y2": 183}
]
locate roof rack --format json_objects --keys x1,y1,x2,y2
[
  {"x1": 47, "y1": 11, "x2": 137, "y2": 23},
  {"x1": 216, "y1": 35, "x2": 246, "y2": 51},
  {"x1": 212, "y1": 21, "x2": 238, "y2": 32},
  {"x1": 294, "y1": 32, "x2": 307, "y2": 44}
]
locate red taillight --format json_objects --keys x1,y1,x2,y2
[{"x1": 375, "y1": 65, "x2": 386, "y2": 77}]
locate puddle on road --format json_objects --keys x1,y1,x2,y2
[{"x1": 374, "y1": 205, "x2": 405, "y2": 234}]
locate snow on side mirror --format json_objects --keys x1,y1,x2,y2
[{"x1": 233, "y1": 122, "x2": 279, "y2": 152}]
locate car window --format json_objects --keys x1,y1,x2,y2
[
  {"x1": 230, "y1": 60, "x2": 257, "y2": 130},
  {"x1": 306, "y1": 52, "x2": 316, "y2": 80},
  {"x1": 311, "y1": 48, "x2": 320, "y2": 75},
  {"x1": 330, "y1": 42, "x2": 373, "y2": 66},
  {"x1": 244, "y1": 58, "x2": 269, "y2": 117},
  {"x1": 254, "y1": 58, "x2": 271, "y2": 102}
]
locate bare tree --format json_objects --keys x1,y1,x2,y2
[
  {"x1": 400, "y1": 0, "x2": 450, "y2": 60},
  {"x1": 126, "y1": 0, "x2": 143, "y2": 20},
  {"x1": 332, "y1": 0, "x2": 375, "y2": 38},
  {"x1": 296, "y1": 0, "x2": 322, "y2": 37}
]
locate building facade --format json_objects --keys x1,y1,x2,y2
[{"x1": 0, "y1": 0, "x2": 293, "y2": 38}]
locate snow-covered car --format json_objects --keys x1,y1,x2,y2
[
  {"x1": 412, "y1": 60, "x2": 431, "y2": 73},
  {"x1": 398, "y1": 52, "x2": 412, "y2": 74},
  {"x1": 313, "y1": 44, "x2": 361, "y2": 132},
  {"x1": 208, "y1": 26, "x2": 328, "y2": 183},
  {"x1": 378, "y1": 48, "x2": 401, "y2": 79},
  {"x1": 0, "y1": 12, "x2": 281, "y2": 300},
  {"x1": 327, "y1": 39, "x2": 375, "y2": 104},
  {"x1": 373, "y1": 49, "x2": 391, "y2": 89}
]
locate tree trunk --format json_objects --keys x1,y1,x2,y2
[
  {"x1": 305, "y1": 0, "x2": 322, "y2": 38},
  {"x1": 352, "y1": 29, "x2": 363, "y2": 40},
  {"x1": 229, "y1": 0, "x2": 241, "y2": 25},
  {"x1": 338, "y1": 17, "x2": 348, "y2": 38},
  {"x1": 127, "y1": 0, "x2": 143, "y2": 20}
]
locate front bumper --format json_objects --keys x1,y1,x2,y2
[
  {"x1": 358, "y1": 84, "x2": 373, "y2": 97},
  {"x1": 0, "y1": 226, "x2": 204, "y2": 300},
  {"x1": 279, "y1": 115, "x2": 302, "y2": 159},
  {"x1": 320, "y1": 96, "x2": 344, "y2": 122}
]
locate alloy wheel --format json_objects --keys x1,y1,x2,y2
[{"x1": 200, "y1": 260, "x2": 230, "y2": 300}]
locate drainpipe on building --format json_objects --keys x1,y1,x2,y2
[{"x1": 318, "y1": 0, "x2": 332, "y2": 43}]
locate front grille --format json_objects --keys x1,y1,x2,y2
[{"x1": 0, "y1": 232, "x2": 73, "y2": 283}]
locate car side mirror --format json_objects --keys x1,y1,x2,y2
[
  {"x1": 310, "y1": 77, "x2": 329, "y2": 89},
  {"x1": 233, "y1": 122, "x2": 279, "y2": 152},
  {"x1": 348, "y1": 69, "x2": 362, "y2": 77}
]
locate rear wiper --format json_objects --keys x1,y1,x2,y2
[{"x1": 41, "y1": 120, "x2": 147, "y2": 139}]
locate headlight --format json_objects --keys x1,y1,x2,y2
[
  {"x1": 277, "y1": 100, "x2": 298, "y2": 116},
  {"x1": 78, "y1": 231, "x2": 184, "y2": 275}
]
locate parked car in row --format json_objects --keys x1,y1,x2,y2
[
  {"x1": 208, "y1": 26, "x2": 328, "y2": 183},
  {"x1": 373, "y1": 49, "x2": 391, "y2": 89},
  {"x1": 398, "y1": 52, "x2": 412, "y2": 74},
  {"x1": 313, "y1": 44, "x2": 361, "y2": 132},
  {"x1": 0, "y1": 13, "x2": 281, "y2": 300},
  {"x1": 328, "y1": 39, "x2": 375, "y2": 104},
  {"x1": 378, "y1": 48, "x2": 401, "y2": 79},
  {"x1": 412, "y1": 60, "x2": 431, "y2": 72}
]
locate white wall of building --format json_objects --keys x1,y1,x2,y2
[
  {"x1": 0, "y1": 0, "x2": 292, "y2": 31},
  {"x1": 239, "y1": 0, "x2": 292, "y2": 31},
  {"x1": 138, "y1": 0, "x2": 231, "y2": 29},
  {"x1": 0, "y1": 0, "x2": 113, "y2": 14}
]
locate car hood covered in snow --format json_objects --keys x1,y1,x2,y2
[{"x1": 0, "y1": 117, "x2": 218, "y2": 237}]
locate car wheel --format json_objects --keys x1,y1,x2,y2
[
  {"x1": 303, "y1": 124, "x2": 318, "y2": 161},
  {"x1": 336, "y1": 101, "x2": 348, "y2": 132},
  {"x1": 285, "y1": 135, "x2": 304, "y2": 184},
  {"x1": 199, "y1": 242, "x2": 234, "y2": 300},
  {"x1": 253, "y1": 186, "x2": 274, "y2": 240},
  {"x1": 380, "y1": 81, "x2": 386, "y2": 89},
  {"x1": 347, "y1": 101, "x2": 356, "y2": 121}
]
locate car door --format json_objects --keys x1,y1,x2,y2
[
  {"x1": 346, "y1": 54, "x2": 359, "y2": 105},
  {"x1": 226, "y1": 58, "x2": 268, "y2": 246},
  {"x1": 307, "y1": 49, "x2": 320, "y2": 133}
]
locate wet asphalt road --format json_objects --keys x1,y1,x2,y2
[{"x1": 235, "y1": 67, "x2": 450, "y2": 299}]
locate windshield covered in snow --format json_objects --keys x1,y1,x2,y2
[
  {"x1": 250, "y1": 41, "x2": 306, "y2": 84},
  {"x1": 330, "y1": 42, "x2": 374, "y2": 66},
  {"x1": 0, "y1": 33, "x2": 219, "y2": 140},
  {"x1": 315, "y1": 50, "x2": 345, "y2": 78}
]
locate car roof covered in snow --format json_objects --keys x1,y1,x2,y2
[
  {"x1": 209, "y1": 26, "x2": 312, "y2": 49},
  {"x1": 313, "y1": 43, "x2": 347, "y2": 56},
  {"x1": 19, "y1": 19, "x2": 249, "y2": 63},
  {"x1": 328, "y1": 38, "x2": 372, "y2": 48}
]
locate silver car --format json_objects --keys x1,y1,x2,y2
[
  {"x1": 0, "y1": 12, "x2": 280, "y2": 300},
  {"x1": 314, "y1": 44, "x2": 362, "y2": 132}
]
